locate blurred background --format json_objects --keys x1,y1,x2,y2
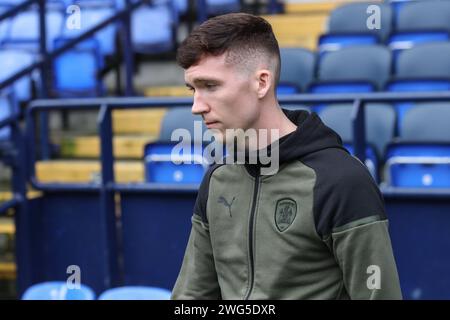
[{"x1": 1, "y1": 0, "x2": 450, "y2": 300}]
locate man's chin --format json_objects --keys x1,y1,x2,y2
[{"x1": 204, "y1": 128, "x2": 225, "y2": 143}]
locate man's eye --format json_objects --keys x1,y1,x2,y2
[
  {"x1": 187, "y1": 87, "x2": 195, "y2": 92},
  {"x1": 205, "y1": 83, "x2": 217, "y2": 90}
]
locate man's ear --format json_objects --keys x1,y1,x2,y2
[{"x1": 255, "y1": 69, "x2": 272, "y2": 99}]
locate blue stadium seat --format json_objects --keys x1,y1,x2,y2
[
  {"x1": 281, "y1": 105, "x2": 310, "y2": 112},
  {"x1": 278, "y1": 47, "x2": 315, "y2": 94},
  {"x1": 386, "y1": 143, "x2": 450, "y2": 188},
  {"x1": 205, "y1": 0, "x2": 240, "y2": 16},
  {"x1": 312, "y1": 45, "x2": 390, "y2": 112},
  {"x1": 318, "y1": 2, "x2": 392, "y2": 54},
  {"x1": 310, "y1": 81, "x2": 375, "y2": 94},
  {"x1": 144, "y1": 142, "x2": 208, "y2": 184},
  {"x1": 387, "y1": 42, "x2": 450, "y2": 132},
  {"x1": 158, "y1": 107, "x2": 206, "y2": 143},
  {"x1": 388, "y1": 0, "x2": 450, "y2": 56},
  {"x1": 318, "y1": 103, "x2": 396, "y2": 180},
  {"x1": 0, "y1": 49, "x2": 35, "y2": 101},
  {"x1": 2, "y1": 10, "x2": 63, "y2": 52},
  {"x1": 52, "y1": 37, "x2": 104, "y2": 96},
  {"x1": 173, "y1": 0, "x2": 188, "y2": 15},
  {"x1": 98, "y1": 286, "x2": 171, "y2": 300},
  {"x1": 147, "y1": 107, "x2": 220, "y2": 184},
  {"x1": 62, "y1": 4, "x2": 117, "y2": 56},
  {"x1": 0, "y1": 6, "x2": 11, "y2": 43},
  {"x1": 131, "y1": 2, "x2": 176, "y2": 54},
  {"x1": 318, "y1": 33, "x2": 379, "y2": 54},
  {"x1": 22, "y1": 281, "x2": 96, "y2": 300},
  {"x1": 316, "y1": 45, "x2": 391, "y2": 90},
  {"x1": 385, "y1": 102, "x2": 450, "y2": 188}
]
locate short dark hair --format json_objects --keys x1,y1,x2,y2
[{"x1": 177, "y1": 13, "x2": 281, "y2": 84}]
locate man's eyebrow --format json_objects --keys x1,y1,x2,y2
[{"x1": 186, "y1": 78, "x2": 222, "y2": 87}]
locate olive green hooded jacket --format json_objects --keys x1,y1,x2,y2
[{"x1": 172, "y1": 109, "x2": 402, "y2": 300}]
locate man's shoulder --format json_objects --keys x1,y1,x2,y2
[
  {"x1": 299, "y1": 147, "x2": 385, "y2": 238},
  {"x1": 300, "y1": 147, "x2": 375, "y2": 189}
]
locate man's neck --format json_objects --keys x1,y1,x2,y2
[{"x1": 249, "y1": 100, "x2": 297, "y2": 150}]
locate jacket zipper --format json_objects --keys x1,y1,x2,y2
[{"x1": 244, "y1": 169, "x2": 260, "y2": 300}]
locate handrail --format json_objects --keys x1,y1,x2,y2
[
  {"x1": 26, "y1": 91, "x2": 450, "y2": 194},
  {"x1": 0, "y1": 0, "x2": 36, "y2": 22}
]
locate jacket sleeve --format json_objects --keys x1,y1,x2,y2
[
  {"x1": 171, "y1": 215, "x2": 221, "y2": 299},
  {"x1": 310, "y1": 152, "x2": 402, "y2": 299},
  {"x1": 330, "y1": 217, "x2": 402, "y2": 299},
  {"x1": 171, "y1": 165, "x2": 222, "y2": 299}
]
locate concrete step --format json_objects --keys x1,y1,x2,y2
[
  {"x1": 60, "y1": 135, "x2": 157, "y2": 159},
  {"x1": 36, "y1": 160, "x2": 144, "y2": 183}
]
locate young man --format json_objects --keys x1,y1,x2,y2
[{"x1": 172, "y1": 13, "x2": 402, "y2": 299}]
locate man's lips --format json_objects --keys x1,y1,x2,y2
[{"x1": 205, "y1": 121, "x2": 220, "y2": 128}]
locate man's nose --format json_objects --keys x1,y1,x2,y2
[{"x1": 191, "y1": 93, "x2": 209, "y2": 115}]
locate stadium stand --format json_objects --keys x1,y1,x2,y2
[
  {"x1": 385, "y1": 102, "x2": 450, "y2": 188},
  {"x1": 387, "y1": 42, "x2": 450, "y2": 132},
  {"x1": 1, "y1": 0, "x2": 450, "y2": 300},
  {"x1": 278, "y1": 47, "x2": 315, "y2": 94},
  {"x1": 98, "y1": 286, "x2": 171, "y2": 300},
  {"x1": 318, "y1": 2, "x2": 392, "y2": 54},
  {"x1": 388, "y1": 0, "x2": 450, "y2": 55},
  {"x1": 22, "y1": 281, "x2": 96, "y2": 300},
  {"x1": 0, "y1": 49, "x2": 34, "y2": 101},
  {"x1": 319, "y1": 103, "x2": 396, "y2": 181}
]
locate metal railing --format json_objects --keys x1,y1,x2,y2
[{"x1": 25, "y1": 91, "x2": 450, "y2": 194}]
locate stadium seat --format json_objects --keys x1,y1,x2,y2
[
  {"x1": 0, "y1": 49, "x2": 35, "y2": 101},
  {"x1": 2, "y1": 10, "x2": 64, "y2": 52},
  {"x1": 318, "y1": 2, "x2": 392, "y2": 54},
  {"x1": 318, "y1": 103, "x2": 396, "y2": 180},
  {"x1": 395, "y1": 42, "x2": 450, "y2": 79},
  {"x1": 205, "y1": 0, "x2": 240, "y2": 16},
  {"x1": 278, "y1": 47, "x2": 315, "y2": 94},
  {"x1": 158, "y1": 107, "x2": 206, "y2": 143},
  {"x1": 52, "y1": 37, "x2": 104, "y2": 96},
  {"x1": 0, "y1": 7, "x2": 11, "y2": 43},
  {"x1": 196, "y1": 0, "x2": 240, "y2": 22},
  {"x1": 388, "y1": 0, "x2": 450, "y2": 55},
  {"x1": 144, "y1": 107, "x2": 211, "y2": 184},
  {"x1": 317, "y1": 45, "x2": 391, "y2": 90},
  {"x1": 312, "y1": 45, "x2": 391, "y2": 112},
  {"x1": 62, "y1": 4, "x2": 117, "y2": 56},
  {"x1": 98, "y1": 286, "x2": 171, "y2": 300},
  {"x1": 22, "y1": 281, "x2": 96, "y2": 300},
  {"x1": 131, "y1": 2, "x2": 176, "y2": 54},
  {"x1": 387, "y1": 42, "x2": 450, "y2": 132},
  {"x1": 385, "y1": 102, "x2": 450, "y2": 188},
  {"x1": 144, "y1": 141, "x2": 208, "y2": 184}
]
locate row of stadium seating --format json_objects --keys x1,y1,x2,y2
[
  {"x1": 0, "y1": 0, "x2": 241, "y2": 99},
  {"x1": 141, "y1": 102, "x2": 450, "y2": 189},
  {"x1": 319, "y1": 0, "x2": 450, "y2": 54},
  {"x1": 278, "y1": 42, "x2": 450, "y2": 130},
  {"x1": 3, "y1": 0, "x2": 450, "y2": 101},
  {"x1": 2, "y1": 0, "x2": 450, "y2": 191},
  {"x1": 22, "y1": 281, "x2": 171, "y2": 299}
]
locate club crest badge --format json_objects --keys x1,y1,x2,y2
[{"x1": 275, "y1": 198, "x2": 297, "y2": 232}]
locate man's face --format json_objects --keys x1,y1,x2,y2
[{"x1": 185, "y1": 53, "x2": 260, "y2": 142}]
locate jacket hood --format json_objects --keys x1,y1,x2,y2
[{"x1": 276, "y1": 109, "x2": 346, "y2": 164}]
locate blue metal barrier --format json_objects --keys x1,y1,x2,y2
[
  {"x1": 21, "y1": 91, "x2": 450, "y2": 298},
  {"x1": 0, "y1": 112, "x2": 32, "y2": 295}
]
